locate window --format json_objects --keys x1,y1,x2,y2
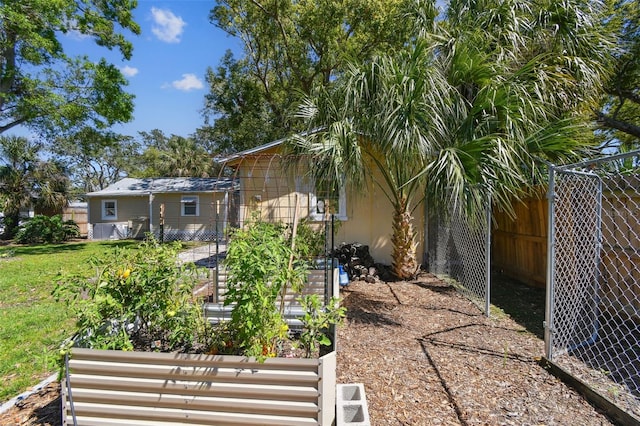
[
  {"x1": 303, "y1": 178, "x2": 347, "y2": 221},
  {"x1": 181, "y1": 195, "x2": 199, "y2": 216},
  {"x1": 101, "y1": 200, "x2": 117, "y2": 220}
]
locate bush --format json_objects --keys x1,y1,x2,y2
[
  {"x1": 15, "y1": 215, "x2": 80, "y2": 244},
  {"x1": 223, "y1": 220, "x2": 305, "y2": 359},
  {"x1": 53, "y1": 238, "x2": 207, "y2": 353}
]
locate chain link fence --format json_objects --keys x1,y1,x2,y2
[
  {"x1": 427, "y1": 201, "x2": 492, "y2": 316},
  {"x1": 546, "y1": 150, "x2": 640, "y2": 419}
]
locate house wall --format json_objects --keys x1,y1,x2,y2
[
  {"x1": 88, "y1": 195, "x2": 149, "y2": 224},
  {"x1": 88, "y1": 192, "x2": 230, "y2": 240},
  {"x1": 231, "y1": 153, "x2": 425, "y2": 266},
  {"x1": 339, "y1": 168, "x2": 426, "y2": 266}
]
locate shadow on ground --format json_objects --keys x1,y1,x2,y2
[{"x1": 490, "y1": 271, "x2": 546, "y2": 339}]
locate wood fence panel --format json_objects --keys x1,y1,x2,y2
[
  {"x1": 493, "y1": 186, "x2": 640, "y2": 315},
  {"x1": 492, "y1": 194, "x2": 548, "y2": 288},
  {"x1": 62, "y1": 206, "x2": 88, "y2": 237}
]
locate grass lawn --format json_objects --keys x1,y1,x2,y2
[{"x1": 0, "y1": 240, "x2": 139, "y2": 403}]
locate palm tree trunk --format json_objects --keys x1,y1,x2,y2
[{"x1": 391, "y1": 197, "x2": 418, "y2": 279}]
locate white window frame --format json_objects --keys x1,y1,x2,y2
[
  {"x1": 302, "y1": 179, "x2": 347, "y2": 222},
  {"x1": 181, "y1": 195, "x2": 199, "y2": 217},
  {"x1": 101, "y1": 199, "x2": 117, "y2": 220}
]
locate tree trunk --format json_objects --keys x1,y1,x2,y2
[{"x1": 390, "y1": 197, "x2": 418, "y2": 280}]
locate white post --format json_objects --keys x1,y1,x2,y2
[{"x1": 148, "y1": 192, "x2": 153, "y2": 234}]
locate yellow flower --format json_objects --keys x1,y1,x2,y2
[{"x1": 117, "y1": 268, "x2": 131, "y2": 279}]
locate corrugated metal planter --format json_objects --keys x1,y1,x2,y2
[{"x1": 63, "y1": 347, "x2": 336, "y2": 426}]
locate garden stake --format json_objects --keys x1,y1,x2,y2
[{"x1": 280, "y1": 194, "x2": 300, "y2": 316}]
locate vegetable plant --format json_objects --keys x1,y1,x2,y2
[
  {"x1": 223, "y1": 220, "x2": 308, "y2": 359},
  {"x1": 298, "y1": 295, "x2": 346, "y2": 357},
  {"x1": 53, "y1": 238, "x2": 207, "y2": 353}
]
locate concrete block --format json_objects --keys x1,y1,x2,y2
[{"x1": 336, "y1": 383, "x2": 371, "y2": 426}]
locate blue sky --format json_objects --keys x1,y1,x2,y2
[
  {"x1": 63, "y1": 0, "x2": 241, "y2": 138},
  {"x1": 15, "y1": 1, "x2": 450, "y2": 141}
]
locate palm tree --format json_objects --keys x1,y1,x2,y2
[
  {"x1": 289, "y1": 0, "x2": 611, "y2": 279},
  {"x1": 0, "y1": 136, "x2": 70, "y2": 238}
]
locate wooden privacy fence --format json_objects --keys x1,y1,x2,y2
[
  {"x1": 62, "y1": 204, "x2": 88, "y2": 237},
  {"x1": 63, "y1": 348, "x2": 337, "y2": 426},
  {"x1": 492, "y1": 190, "x2": 548, "y2": 288},
  {"x1": 492, "y1": 181, "x2": 640, "y2": 300}
]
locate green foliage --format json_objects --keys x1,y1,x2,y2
[
  {"x1": 298, "y1": 295, "x2": 345, "y2": 358},
  {"x1": 290, "y1": 0, "x2": 615, "y2": 277},
  {"x1": 0, "y1": 1, "x2": 139, "y2": 137},
  {"x1": 223, "y1": 220, "x2": 308, "y2": 360},
  {"x1": 595, "y1": 0, "x2": 640, "y2": 149},
  {"x1": 53, "y1": 238, "x2": 206, "y2": 353},
  {"x1": 0, "y1": 136, "x2": 70, "y2": 239},
  {"x1": 51, "y1": 127, "x2": 140, "y2": 195},
  {"x1": 15, "y1": 215, "x2": 79, "y2": 244},
  {"x1": 132, "y1": 130, "x2": 218, "y2": 178},
  {"x1": 203, "y1": 0, "x2": 412, "y2": 152},
  {"x1": 294, "y1": 220, "x2": 326, "y2": 259}
]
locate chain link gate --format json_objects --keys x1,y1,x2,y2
[
  {"x1": 427, "y1": 201, "x2": 491, "y2": 316},
  {"x1": 546, "y1": 150, "x2": 640, "y2": 419}
]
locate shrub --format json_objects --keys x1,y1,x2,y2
[
  {"x1": 53, "y1": 238, "x2": 207, "y2": 353},
  {"x1": 15, "y1": 215, "x2": 79, "y2": 244}
]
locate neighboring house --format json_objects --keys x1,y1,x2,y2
[
  {"x1": 219, "y1": 138, "x2": 426, "y2": 266},
  {"x1": 85, "y1": 178, "x2": 238, "y2": 241}
]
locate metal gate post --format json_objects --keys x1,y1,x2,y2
[
  {"x1": 545, "y1": 166, "x2": 556, "y2": 360},
  {"x1": 484, "y1": 200, "x2": 491, "y2": 317}
]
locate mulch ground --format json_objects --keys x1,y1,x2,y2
[
  {"x1": 337, "y1": 274, "x2": 615, "y2": 425},
  {"x1": 0, "y1": 273, "x2": 619, "y2": 425}
]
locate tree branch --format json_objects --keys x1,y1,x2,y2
[
  {"x1": 596, "y1": 110, "x2": 640, "y2": 139},
  {"x1": 0, "y1": 117, "x2": 28, "y2": 134}
]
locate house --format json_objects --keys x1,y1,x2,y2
[
  {"x1": 218, "y1": 138, "x2": 426, "y2": 266},
  {"x1": 85, "y1": 177, "x2": 238, "y2": 241}
]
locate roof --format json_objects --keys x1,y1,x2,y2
[
  {"x1": 216, "y1": 128, "x2": 323, "y2": 164},
  {"x1": 86, "y1": 177, "x2": 238, "y2": 197},
  {"x1": 216, "y1": 136, "x2": 288, "y2": 165}
]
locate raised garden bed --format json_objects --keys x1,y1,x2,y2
[{"x1": 63, "y1": 347, "x2": 336, "y2": 426}]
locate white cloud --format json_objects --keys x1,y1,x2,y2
[
  {"x1": 167, "y1": 74, "x2": 204, "y2": 92},
  {"x1": 120, "y1": 66, "x2": 139, "y2": 77},
  {"x1": 150, "y1": 7, "x2": 186, "y2": 43}
]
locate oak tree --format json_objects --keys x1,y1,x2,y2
[{"x1": 0, "y1": 0, "x2": 140, "y2": 137}]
